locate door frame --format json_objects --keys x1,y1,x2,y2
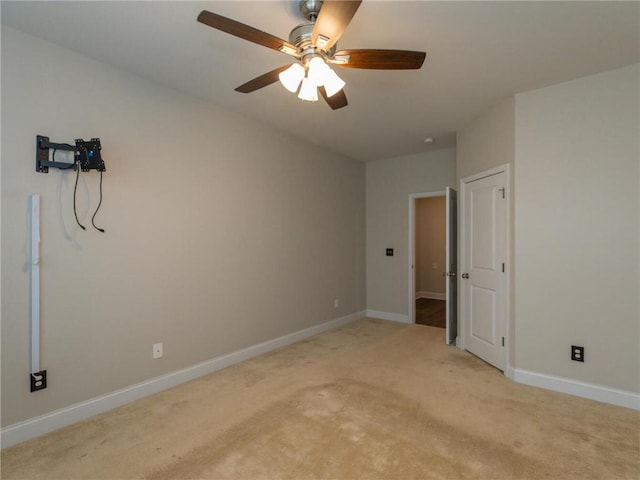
[
  {"x1": 408, "y1": 190, "x2": 446, "y2": 325},
  {"x1": 458, "y1": 164, "x2": 512, "y2": 375}
]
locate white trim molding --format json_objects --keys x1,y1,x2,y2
[
  {"x1": 365, "y1": 310, "x2": 410, "y2": 324},
  {"x1": 512, "y1": 368, "x2": 640, "y2": 410},
  {"x1": 0, "y1": 311, "x2": 365, "y2": 449}
]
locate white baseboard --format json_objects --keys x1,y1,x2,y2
[
  {"x1": 415, "y1": 291, "x2": 446, "y2": 301},
  {"x1": 512, "y1": 367, "x2": 640, "y2": 410},
  {"x1": 365, "y1": 309, "x2": 410, "y2": 324},
  {"x1": 0, "y1": 311, "x2": 365, "y2": 449}
]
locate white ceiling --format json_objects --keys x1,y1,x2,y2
[{"x1": 2, "y1": 1, "x2": 639, "y2": 162}]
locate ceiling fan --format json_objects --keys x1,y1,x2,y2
[{"x1": 197, "y1": 0, "x2": 426, "y2": 110}]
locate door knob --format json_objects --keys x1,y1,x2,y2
[{"x1": 461, "y1": 273, "x2": 469, "y2": 279}]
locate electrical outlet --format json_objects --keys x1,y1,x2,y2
[
  {"x1": 334, "y1": 299, "x2": 339, "y2": 308},
  {"x1": 153, "y1": 343, "x2": 163, "y2": 359},
  {"x1": 386, "y1": 248, "x2": 394, "y2": 256},
  {"x1": 30, "y1": 370, "x2": 47, "y2": 392},
  {"x1": 571, "y1": 345, "x2": 584, "y2": 362}
]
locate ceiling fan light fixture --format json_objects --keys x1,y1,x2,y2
[
  {"x1": 307, "y1": 56, "x2": 330, "y2": 86},
  {"x1": 279, "y1": 63, "x2": 305, "y2": 93},
  {"x1": 322, "y1": 68, "x2": 346, "y2": 97},
  {"x1": 298, "y1": 76, "x2": 318, "y2": 102}
]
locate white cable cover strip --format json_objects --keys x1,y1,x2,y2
[{"x1": 30, "y1": 194, "x2": 40, "y2": 373}]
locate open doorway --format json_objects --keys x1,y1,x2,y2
[
  {"x1": 409, "y1": 189, "x2": 457, "y2": 344},
  {"x1": 415, "y1": 196, "x2": 446, "y2": 327}
]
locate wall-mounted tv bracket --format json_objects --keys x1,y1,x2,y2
[
  {"x1": 36, "y1": 135, "x2": 106, "y2": 173},
  {"x1": 36, "y1": 135, "x2": 76, "y2": 173},
  {"x1": 35, "y1": 134, "x2": 107, "y2": 233},
  {"x1": 75, "y1": 138, "x2": 106, "y2": 172}
]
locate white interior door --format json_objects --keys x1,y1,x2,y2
[
  {"x1": 461, "y1": 171, "x2": 507, "y2": 370},
  {"x1": 445, "y1": 187, "x2": 457, "y2": 344}
]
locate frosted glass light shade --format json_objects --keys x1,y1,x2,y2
[
  {"x1": 323, "y1": 68, "x2": 346, "y2": 97},
  {"x1": 279, "y1": 63, "x2": 305, "y2": 93},
  {"x1": 307, "y1": 56, "x2": 330, "y2": 86},
  {"x1": 297, "y1": 76, "x2": 318, "y2": 102}
]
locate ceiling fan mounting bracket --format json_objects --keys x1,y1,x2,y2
[{"x1": 299, "y1": 0, "x2": 323, "y2": 22}]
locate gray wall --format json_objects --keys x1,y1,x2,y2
[
  {"x1": 456, "y1": 97, "x2": 516, "y2": 366},
  {"x1": 514, "y1": 64, "x2": 639, "y2": 393},
  {"x1": 366, "y1": 149, "x2": 456, "y2": 319},
  {"x1": 456, "y1": 65, "x2": 639, "y2": 394},
  {"x1": 1, "y1": 27, "x2": 366, "y2": 427},
  {"x1": 456, "y1": 97, "x2": 515, "y2": 180}
]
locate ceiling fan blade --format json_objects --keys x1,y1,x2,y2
[
  {"x1": 319, "y1": 87, "x2": 348, "y2": 110},
  {"x1": 198, "y1": 10, "x2": 298, "y2": 56},
  {"x1": 235, "y1": 65, "x2": 292, "y2": 93},
  {"x1": 312, "y1": 0, "x2": 362, "y2": 52},
  {"x1": 333, "y1": 49, "x2": 426, "y2": 69}
]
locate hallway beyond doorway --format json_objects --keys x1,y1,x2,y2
[{"x1": 415, "y1": 298, "x2": 445, "y2": 328}]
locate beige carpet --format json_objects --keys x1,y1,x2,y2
[{"x1": 2, "y1": 319, "x2": 639, "y2": 479}]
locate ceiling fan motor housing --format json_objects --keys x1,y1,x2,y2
[
  {"x1": 289, "y1": 23, "x2": 315, "y2": 49},
  {"x1": 289, "y1": 23, "x2": 336, "y2": 63}
]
